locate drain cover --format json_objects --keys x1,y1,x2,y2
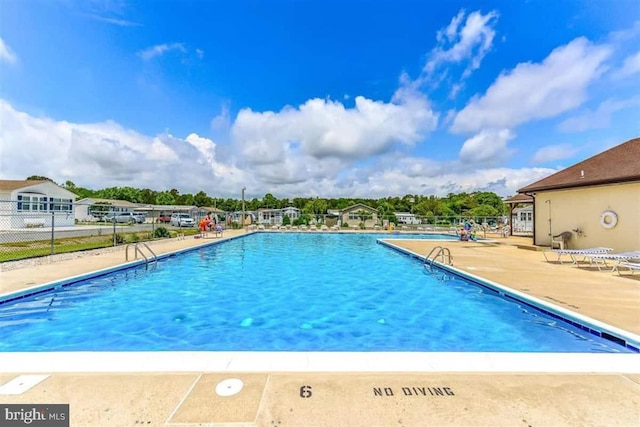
[{"x1": 215, "y1": 378, "x2": 244, "y2": 397}]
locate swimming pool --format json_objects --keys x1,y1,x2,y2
[{"x1": 0, "y1": 233, "x2": 634, "y2": 353}]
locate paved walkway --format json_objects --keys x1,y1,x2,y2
[{"x1": 1, "y1": 231, "x2": 639, "y2": 426}]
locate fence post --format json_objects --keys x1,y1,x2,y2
[
  {"x1": 50, "y1": 211, "x2": 55, "y2": 255},
  {"x1": 113, "y1": 219, "x2": 117, "y2": 246}
]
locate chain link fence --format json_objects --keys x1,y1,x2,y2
[
  {"x1": 0, "y1": 199, "x2": 529, "y2": 263},
  {"x1": 0, "y1": 201, "x2": 219, "y2": 263}
]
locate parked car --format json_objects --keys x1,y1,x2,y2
[
  {"x1": 132, "y1": 212, "x2": 147, "y2": 223},
  {"x1": 170, "y1": 213, "x2": 195, "y2": 227},
  {"x1": 104, "y1": 212, "x2": 145, "y2": 224},
  {"x1": 157, "y1": 213, "x2": 172, "y2": 223}
]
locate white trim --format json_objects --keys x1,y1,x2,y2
[{"x1": 0, "y1": 352, "x2": 636, "y2": 373}]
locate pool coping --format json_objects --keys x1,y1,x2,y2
[
  {"x1": 1, "y1": 233, "x2": 638, "y2": 374},
  {"x1": 378, "y1": 239, "x2": 640, "y2": 352}
]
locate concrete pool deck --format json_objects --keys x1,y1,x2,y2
[{"x1": 1, "y1": 230, "x2": 639, "y2": 426}]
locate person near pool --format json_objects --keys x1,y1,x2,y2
[{"x1": 199, "y1": 212, "x2": 213, "y2": 232}]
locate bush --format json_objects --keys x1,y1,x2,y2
[
  {"x1": 294, "y1": 214, "x2": 311, "y2": 226},
  {"x1": 154, "y1": 226, "x2": 171, "y2": 238},
  {"x1": 115, "y1": 233, "x2": 125, "y2": 244},
  {"x1": 129, "y1": 233, "x2": 140, "y2": 243},
  {"x1": 359, "y1": 222, "x2": 366, "y2": 230}
]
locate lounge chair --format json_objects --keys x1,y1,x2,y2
[
  {"x1": 582, "y1": 251, "x2": 640, "y2": 271},
  {"x1": 615, "y1": 261, "x2": 640, "y2": 275},
  {"x1": 543, "y1": 247, "x2": 613, "y2": 264}
]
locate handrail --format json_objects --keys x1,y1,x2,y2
[
  {"x1": 424, "y1": 246, "x2": 453, "y2": 272},
  {"x1": 125, "y1": 242, "x2": 158, "y2": 268}
]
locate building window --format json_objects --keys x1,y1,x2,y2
[
  {"x1": 17, "y1": 194, "x2": 48, "y2": 211},
  {"x1": 52, "y1": 198, "x2": 73, "y2": 212},
  {"x1": 17, "y1": 194, "x2": 72, "y2": 212}
]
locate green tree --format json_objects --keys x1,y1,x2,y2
[
  {"x1": 140, "y1": 189, "x2": 158, "y2": 205},
  {"x1": 96, "y1": 186, "x2": 142, "y2": 203},
  {"x1": 377, "y1": 200, "x2": 395, "y2": 222},
  {"x1": 443, "y1": 192, "x2": 476, "y2": 215},
  {"x1": 467, "y1": 205, "x2": 499, "y2": 217},
  {"x1": 193, "y1": 191, "x2": 209, "y2": 207},
  {"x1": 303, "y1": 198, "x2": 328, "y2": 222},
  {"x1": 26, "y1": 175, "x2": 55, "y2": 183},
  {"x1": 474, "y1": 191, "x2": 506, "y2": 214},
  {"x1": 262, "y1": 193, "x2": 279, "y2": 209},
  {"x1": 156, "y1": 191, "x2": 175, "y2": 205}
]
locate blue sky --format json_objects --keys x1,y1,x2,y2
[{"x1": 1, "y1": 0, "x2": 638, "y2": 199}]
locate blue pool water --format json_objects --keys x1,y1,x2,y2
[{"x1": 0, "y1": 233, "x2": 632, "y2": 353}]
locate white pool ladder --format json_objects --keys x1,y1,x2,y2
[
  {"x1": 125, "y1": 242, "x2": 158, "y2": 268},
  {"x1": 424, "y1": 246, "x2": 453, "y2": 272}
]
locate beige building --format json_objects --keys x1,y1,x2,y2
[
  {"x1": 338, "y1": 203, "x2": 379, "y2": 228},
  {"x1": 518, "y1": 137, "x2": 639, "y2": 251}
]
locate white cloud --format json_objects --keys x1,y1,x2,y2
[
  {"x1": 614, "y1": 51, "x2": 640, "y2": 78},
  {"x1": 86, "y1": 14, "x2": 142, "y2": 26},
  {"x1": 232, "y1": 92, "x2": 438, "y2": 163},
  {"x1": 531, "y1": 144, "x2": 580, "y2": 164},
  {"x1": 426, "y1": 9, "x2": 499, "y2": 79},
  {"x1": 342, "y1": 158, "x2": 556, "y2": 199},
  {"x1": 138, "y1": 43, "x2": 186, "y2": 60},
  {"x1": 0, "y1": 99, "x2": 243, "y2": 193},
  {"x1": 211, "y1": 106, "x2": 231, "y2": 131},
  {"x1": 196, "y1": 48, "x2": 204, "y2": 59},
  {"x1": 0, "y1": 38, "x2": 17, "y2": 64},
  {"x1": 451, "y1": 37, "x2": 612, "y2": 133},
  {"x1": 458, "y1": 129, "x2": 515, "y2": 166},
  {"x1": 0, "y1": 99, "x2": 559, "y2": 199},
  {"x1": 558, "y1": 96, "x2": 640, "y2": 132}
]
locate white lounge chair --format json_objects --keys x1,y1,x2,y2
[
  {"x1": 543, "y1": 247, "x2": 613, "y2": 264},
  {"x1": 582, "y1": 251, "x2": 640, "y2": 271},
  {"x1": 615, "y1": 261, "x2": 640, "y2": 275}
]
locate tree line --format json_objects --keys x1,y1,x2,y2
[{"x1": 27, "y1": 175, "x2": 508, "y2": 217}]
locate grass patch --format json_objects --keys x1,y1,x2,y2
[
  {"x1": 0, "y1": 239, "x2": 113, "y2": 262},
  {"x1": 0, "y1": 229, "x2": 191, "y2": 263}
]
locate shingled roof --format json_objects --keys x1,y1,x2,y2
[
  {"x1": 518, "y1": 137, "x2": 640, "y2": 193},
  {"x1": 0, "y1": 180, "x2": 48, "y2": 191},
  {"x1": 504, "y1": 193, "x2": 534, "y2": 204}
]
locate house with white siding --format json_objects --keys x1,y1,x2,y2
[
  {"x1": 0, "y1": 180, "x2": 77, "y2": 229},
  {"x1": 257, "y1": 206, "x2": 301, "y2": 225},
  {"x1": 395, "y1": 212, "x2": 420, "y2": 225}
]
